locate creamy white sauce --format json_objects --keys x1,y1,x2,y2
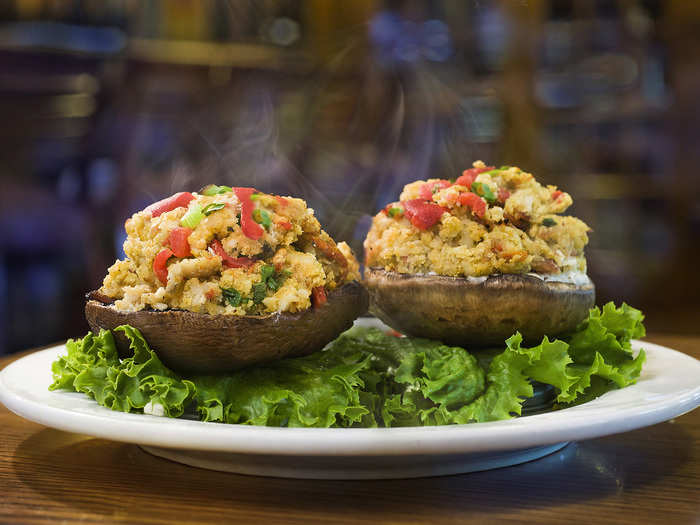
[
  {"x1": 524, "y1": 270, "x2": 591, "y2": 286},
  {"x1": 415, "y1": 271, "x2": 488, "y2": 284},
  {"x1": 412, "y1": 269, "x2": 591, "y2": 286}
]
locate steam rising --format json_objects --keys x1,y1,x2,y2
[{"x1": 164, "y1": 20, "x2": 485, "y2": 255}]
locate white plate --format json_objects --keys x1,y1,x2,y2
[{"x1": 1, "y1": 321, "x2": 699, "y2": 479}]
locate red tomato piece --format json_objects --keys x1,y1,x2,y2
[
  {"x1": 552, "y1": 190, "x2": 563, "y2": 200},
  {"x1": 498, "y1": 188, "x2": 511, "y2": 203},
  {"x1": 419, "y1": 180, "x2": 451, "y2": 200},
  {"x1": 458, "y1": 192, "x2": 486, "y2": 218},
  {"x1": 278, "y1": 220, "x2": 293, "y2": 230},
  {"x1": 168, "y1": 227, "x2": 192, "y2": 258},
  {"x1": 144, "y1": 192, "x2": 195, "y2": 218},
  {"x1": 234, "y1": 187, "x2": 264, "y2": 240},
  {"x1": 153, "y1": 248, "x2": 174, "y2": 285},
  {"x1": 454, "y1": 166, "x2": 494, "y2": 189},
  {"x1": 274, "y1": 196, "x2": 288, "y2": 206},
  {"x1": 311, "y1": 286, "x2": 327, "y2": 307},
  {"x1": 402, "y1": 199, "x2": 447, "y2": 230},
  {"x1": 209, "y1": 239, "x2": 255, "y2": 269}
]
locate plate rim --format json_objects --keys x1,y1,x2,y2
[{"x1": 1, "y1": 340, "x2": 699, "y2": 457}]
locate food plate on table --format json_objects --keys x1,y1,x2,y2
[
  {"x1": 1, "y1": 317, "x2": 699, "y2": 480},
  {"x1": 3, "y1": 165, "x2": 699, "y2": 479}
]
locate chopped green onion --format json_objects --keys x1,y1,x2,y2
[
  {"x1": 252, "y1": 209, "x2": 272, "y2": 229},
  {"x1": 471, "y1": 182, "x2": 496, "y2": 204},
  {"x1": 542, "y1": 218, "x2": 557, "y2": 227},
  {"x1": 250, "y1": 193, "x2": 262, "y2": 201},
  {"x1": 387, "y1": 207, "x2": 403, "y2": 218},
  {"x1": 221, "y1": 287, "x2": 243, "y2": 307},
  {"x1": 180, "y1": 203, "x2": 204, "y2": 229},
  {"x1": 202, "y1": 202, "x2": 225, "y2": 216},
  {"x1": 201, "y1": 185, "x2": 232, "y2": 196},
  {"x1": 499, "y1": 165, "x2": 511, "y2": 170}
]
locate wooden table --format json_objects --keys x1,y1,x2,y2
[{"x1": 1, "y1": 334, "x2": 699, "y2": 525}]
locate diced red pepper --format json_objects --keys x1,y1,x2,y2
[
  {"x1": 144, "y1": 192, "x2": 195, "y2": 218},
  {"x1": 234, "y1": 187, "x2": 264, "y2": 240},
  {"x1": 419, "y1": 180, "x2": 451, "y2": 200},
  {"x1": 498, "y1": 188, "x2": 511, "y2": 203},
  {"x1": 274, "y1": 196, "x2": 288, "y2": 207},
  {"x1": 311, "y1": 286, "x2": 327, "y2": 307},
  {"x1": 402, "y1": 199, "x2": 447, "y2": 230},
  {"x1": 454, "y1": 166, "x2": 494, "y2": 189},
  {"x1": 153, "y1": 248, "x2": 174, "y2": 285},
  {"x1": 552, "y1": 190, "x2": 563, "y2": 200},
  {"x1": 458, "y1": 192, "x2": 487, "y2": 218},
  {"x1": 387, "y1": 329, "x2": 403, "y2": 338},
  {"x1": 168, "y1": 227, "x2": 192, "y2": 258},
  {"x1": 209, "y1": 239, "x2": 255, "y2": 269},
  {"x1": 277, "y1": 220, "x2": 293, "y2": 230}
]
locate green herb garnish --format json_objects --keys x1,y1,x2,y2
[
  {"x1": 542, "y1": 218, "x2": 557, "y2": 227},
  {"x1": 252, "y1": 282, "x2": 268, "y2": 304},
  {"x1": 252, "y1": 209, "x2": 272, "y2": 230},
  {"x1": 202, "y1": 202, "x2": 225, "y2": 216},
  {"x1": 260, "y1": 264, "x2": 275, "y2": 282},
  {"x1": 201, "y1": 185, "x2": 232, "y2": 196},
  {"x1": 471, "y1": 182, "x2": 496, "y2": 204},
  {"x1": 267, "y1": 276, "x2": 281, "y2": 291},
  {"x1": 221, "y1": 287, "x2": 244, "y2": 307},
  {"x1": 260, "y1": 265, "x2": 289, "y2": 292},
  {"x1": 250, "y1": 193, "x2": 262, "y2": 201},
  {"x1": 220, "y1": 265, "x2": 289, "y2": 307}
]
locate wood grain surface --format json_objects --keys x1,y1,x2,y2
[{"x1": 1, "y1": 334, "x2": 699, "y2": 525}]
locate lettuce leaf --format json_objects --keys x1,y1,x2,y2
[
  {"x1": 50, "y1": 326, "x2": 195, "y2": 417},
  {"x1": 49, "y1": 302, "x2": 646, "y2": 427}
]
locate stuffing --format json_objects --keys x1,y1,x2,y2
[
  {"x1": 101, "y1": 186, "x2": 360, "y2": 315},
  {"x1": 364, "y1": 161, "x2": 590, "y2": 277}
]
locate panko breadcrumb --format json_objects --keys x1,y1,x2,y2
[
  {"x1": 101, "y1": 186, "x2": 361, "y2": 315},
  {"x1": 364, "y1": 161, "x2": 590, "y2": 277}
]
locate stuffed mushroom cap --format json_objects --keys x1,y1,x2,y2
[
  {"x1": 364, "y1": 269, "x2": 593, "y2": 346},
  {"x1": 363, "y1": 162, "x2": 595, "y2": 346},
  {"x1": 86, "y1": 282, "x2": 368, "y2": 373},
  {"x1": 89, "y1": 185, "x2": 367, "y2": 372}
]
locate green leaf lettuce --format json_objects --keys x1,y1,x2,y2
[{"x1": 50, "y1": 302, "x2": 646, "y2": 427}]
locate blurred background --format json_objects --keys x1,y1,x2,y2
[{"x1": 0, "y1": 0, "x2": 698, "y2": 354}]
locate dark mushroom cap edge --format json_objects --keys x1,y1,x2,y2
[
  {"x1": 85, "y1": 281, "x2": 369, "y2": 374},
  {"x1": 364, "y1": 267, "x2": 595, "y2": 347}
]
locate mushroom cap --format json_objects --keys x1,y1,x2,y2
[
  {"x1": 85, "y1": 281, "x2": 368, "y2": 374},
  {"x1": 364, "y1": 268, "x2": 595, "y2": 347}
]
